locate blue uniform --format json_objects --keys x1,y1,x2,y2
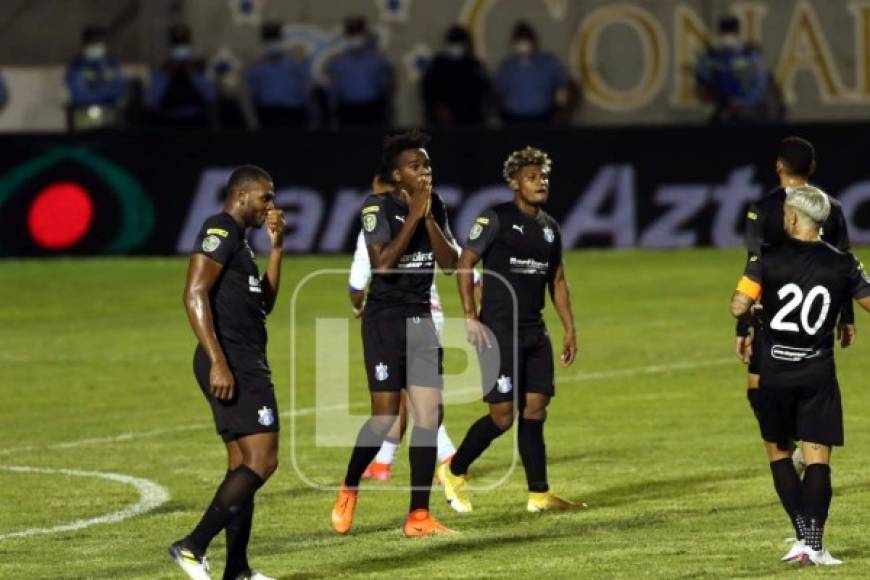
[
  {"x1": 495, "y1": 52, "x2": 568, "y2": 118},
  {"x1": 65, "y1": 56, "x2": 127, "y2": 107},
  {"x1": 246, "y1": 54, "x2": 311, "y2": 108},
  {"x1": 695, "y1": 45, "x2": 769, "y2": 109},
  {"x1": 327, "y1": 49, "x2": 391, "y2": 104}
]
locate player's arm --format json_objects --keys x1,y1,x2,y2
[
  {"x1": 829, "y1": 201, "x2": 856, "y2": 345},
  {"x1": 349, "y1": 231, "x2": 373, "y2": 318},
  {"x1": 730, "y1": 275, "x2": 761, "y2": 323},
  {"x1": 848, "y1": 255, "x2": 870, "y2": 316},
  {"x1": 548, "y1": 262, "x2": 577, "y2": 367},
  {"x1": 183, "y1": 255, "x2": 234, "y2": 400},
  {"x1": 366, "y1": 184, "x2": 431, "y2": 272},
  {"x1": 260, "y1": 209, "x2": 285, "y2": 314},
  {"x1": 458, "y1": 248, "x2": 490, "y2": 350},
  {"x1": 425, "y1": 194, "x2": 458, "y2": 272}
]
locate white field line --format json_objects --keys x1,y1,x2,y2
[
  {"x1": 0, "y1": 359, "x2": 735, "y2": 457},
  {"x1": 0, "y1": 466, "x2": 170, "y2": 541}
]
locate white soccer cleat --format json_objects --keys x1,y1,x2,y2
[
  {"x1": 168, "y1": 541, "x2": 212, "y2": 580},
  {"x1": 781, "y1": 538, "x2": 805, "y2": 562},
  {"x1": 233, "y1": 571, "x2": 276, "y2": 580},
  {"x1": 801, "y1": 547, "x2": 843, "y2": 566},
  {"x1": 792, "y1": 447, "x2": 807, "y2": 476}
]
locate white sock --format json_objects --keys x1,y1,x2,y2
[
  {"x1": 436, "y1": 424, "x2": 456, "y2": 463},
  {"x1": 374, "y1": 439, "x2": 399, "y2": 465}
]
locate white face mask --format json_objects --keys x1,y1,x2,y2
[
  {"x1": 83, "y1": 43, "x2": 107, "y2": 61},
  {"x1": 346, "y1": 35, "x2": 366, "y2": 50},
  {"x1": 718, "y1": 33, "x2": 742, "y2": 50},
  {"x1": 170, "y1": 44, "x2": 193, "y2": 61},
  {"x1": 513, "y1": 40, "x2": 534, "y2": 57},
  {"x1": 264, "y1": 40, "x2": 284, "y2": 56},
  {"x1": 445, "y1": 43, "x2": 466, "y2": 60}
]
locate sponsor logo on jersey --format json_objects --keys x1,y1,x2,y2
[
  {"x1": 363, "y1": 214, "x2": 377, "y2": 232},
  {"x1": 202, "y1": 234, "x2": 221, "y2": 252},
  {"x1": 770, "y1": 345, "x2": 821, "y2": 361},
  {"x1": 398, "y1": 251, "x2": 434, "y2": 268},
  {"x1": 509, "y1": 256, "x2": 549, "y2": 275},
  {"x1": 543, "y1": 226, "x2": 555, "y2": 243},
  {"x1": 469, "y1": 223, "x2": 483, "y2": 240},
  {"x1": 375, "y1": 362, "x2": 389, "y2": 381},
  {"x1": 496, "y1": 375, "x2": 513, "y2": 393},
  {"x1": 257, "y1": 406, "x2": 275, "y2": 426},
  {"x1": 207, "y1": 228, "x2": 229, "y2": 237}
]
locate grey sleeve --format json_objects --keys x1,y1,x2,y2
[
  {"x1": 360, "y1": 196, "x2": 391, "y2": 245},
  {"x1": 464, "y1": 209, "x2": 499, "y2": 256}
]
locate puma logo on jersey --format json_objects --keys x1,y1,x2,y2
[
  {"x1": 512, "y1": 224, "x2": 524, "y2": 235},
  {"x1": 394, "y1": 215, "x2": 406, "y2": 223}
]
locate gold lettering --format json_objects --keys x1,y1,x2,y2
[
  {"x1": 848, "y1": 1, "x2": 870, "y2": 98},
  {"x1": 670, "y1": 5, "x2": 708, "y2": 107}
]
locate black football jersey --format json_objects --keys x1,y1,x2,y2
[
  {"x1": 193, "y1": 212, "x2": 267, "y2": 354},
  {"x1": 465, "y1": 202, "x2": 562, "y2": 329},
  {"x1": 743, "y1": 239, "x2": 870, "y2": 388},
  {"x1": 360, "y1": 191, "x2": 455, "y2": 319}
]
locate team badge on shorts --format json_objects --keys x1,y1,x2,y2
[
  {"x1": 363, "y1": 214, "x2": 377, "y2": 232},
  {"x1": 542, "y1": 227, "x2": 555, "y2": 243},
  {"x1": 375, "y1": 362, "x2": 389, "y2": 381},
  {"x1": 257, "y1": 406, "x2": 275, "y2": 426},
  {"x1": 202, "y1": 235, "x2": 221, "y2": 252},
  {"x1": 496, "y1": 375, "x2": 513, "y2": 394},
  {"x1": 469, "y1": 223, "x2": 483, "y2": 240}
]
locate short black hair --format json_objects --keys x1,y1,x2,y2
[
  {"x1": 511, "y1": 21, "x2": 538, "y2": 44},
  {"x1": 82, "y1": 26, "x2": 107, "y2": 45},
  {"x1": 227, "y1": 165, "x2": 272, "y2": 196},
  {"x1": 718, "y1": 16, "x2": 740, "y2": 35},
  {"x1": 378, "y1": 129, "x2": 431, "y2": 183},
  {"x1": 778, "y1": 136, "x2": 815, "y2": 177},
  {"x1": 261, "y1": 22, "x2": 283, "y2": 43},
  {"x1": 169, "y1": 23, "x2": 191, "y2": 46}
]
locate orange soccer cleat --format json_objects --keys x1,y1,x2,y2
[
  {"x1": 402, "y1": 509, "x2": 459, "y2": 537},
  {"x1": 361, "y1": 461, "x2": 392, "y2": 481},
  {"x1": 331, "y1": 484, "x2": 358, "y2": 534}
]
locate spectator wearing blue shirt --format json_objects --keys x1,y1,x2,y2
[
  {"x1": 422, "y1": 25, "x2": 491, "y2": 127},
  {"x1": 695, "y1": 16, "x2": 777, "y2": 124},
  {"x1": 326, "y1": 16, "x2": 393, "y2": 126},
  {"x1": 494, "y1": 22, "x2": 577, "y2": 125},
  {"x1": 65, "y1": 26, "x2": 127, "y2": 126},
  {"x1": 246, "y1": 22, "x2": 312, "y2": 128},
  {"x1": 146, "y1": 24, "x2": 218, "y2": 129}
]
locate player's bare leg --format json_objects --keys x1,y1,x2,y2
[
  {"x1": 332, "y1": 392, "x2": 401, "y2": 534},
  {"x1": 364, "y1": 391, "x2": 407, "y2": 481},
  {"x1": 521, "y1": 393, "x2": 582, "y2": 512}
]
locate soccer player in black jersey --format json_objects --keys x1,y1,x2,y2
[
  {"x1": 169, "y1": 166, "x2": 284, "y2": 580},
  {"x1": 330, "y1": 130, "x2": 460, "y2": 537},
  {"x1": 731, "y1": 186, "x2": 870, "y2": 566},
  {"x1": 440, "y1": 146, "x2": 580, "y2": 513}
]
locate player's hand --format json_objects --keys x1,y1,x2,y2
[
  {"x1": 837, "y1": 323, "x2": 856, "y2": 348},
  {"x1": 560, "y1": 332, "x2": 577, "y2": 367},
  {"x1": 408, "y1": 175, "x2": 432, "y2": 220},
  {"x1": 465, "y1": 317, "x2": 492, "y2": 351},
  {"x1": 266, "y1": 209, "x2": 285, "y2": 250},
  {"x1": 735, "y1": 334, "x2": 753, "y2": 364},
  {"x1": 210, "y1": 359, "x2": 235, "y2": 401}
]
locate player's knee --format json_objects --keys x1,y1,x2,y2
[
  {"x1": 370, "y1": 415, "x2": 397, "y2": 437},
  {"x1": 490, "y1": 409, "x2": 514, "y2": 431},
  {"x1": 522, "y1": 407, "x2": 547, "y2": 421}
]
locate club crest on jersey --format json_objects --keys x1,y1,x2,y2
[
  {"x1": 257, "y1": 406, "x2": 275, "y2": 426},
  {"x1": 202, "y1": 234, "x2": 221, "y2": 252},
  {"x1": 496, "y1": 375, "x2": 513, "y2": 394},
  {"x1": 375, "y1": 362, "x2": 389, "y2": 381},
  {"x1": 363, "y1": 214, "x2": 377, "y2": 232},
  {"x1": 543, "y1": 227, "x2": 555, "y2": 243},
  {"x1": 469, "y1": 223, "x2": 483, "y2": 240}
]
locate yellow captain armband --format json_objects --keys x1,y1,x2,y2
[{"x1": 736, "y1": 276, "x2": 762, "y2": 300}]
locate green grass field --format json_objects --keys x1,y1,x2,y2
[{"x1": 2, "y1": 248, "x2": 870, "y2": 579}]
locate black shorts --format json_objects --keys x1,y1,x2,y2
[
  {"x1": 478, "y1": 325, "x2": 555, "y2": 404},
  {"x1": 747, "y1": 381, "x2": 843, "y2": 449},
  {"x1": 361, "y1": 314, "x2": 443, "y2": 391},
  {"x1": 193, "y1": 345, "x2": 280, "y2": 442}
]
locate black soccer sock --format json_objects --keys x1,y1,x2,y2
[
  {"x1": 518, "y1": 418, "x2": 549, "y2": 493},
  {"x1": 223, "y1": 497, "x2": 254, "y2": 579},
  {"x1": 801, "y1": 464, "x2": 832, "y2": 550},
  {"x1": 450, "y1": 415, "x2": 507, "y2": 476},
  {"x1": 185, "y1": 466, "x2": 264, "y2": 556},
  {"x1": 769, "y1": 458, "x2": 805, "y2": 540},
  {"x1": 344, "y1": 419, "x2": 388, "y2": 489},
  {"x1": 409, "y1": 426, "x2": 438, "y2": 512}
]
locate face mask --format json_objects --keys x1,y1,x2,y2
[
  {"x1": 170, "y1": 44, "x2": 193, "y2": 61},
  {"x1": 513, "y1": 40, "x2": 534, "y2": 57},
  {"x1": 346, "y1": 35, "x2": 366, "y2": 50},
  {"x1": 83, "y1": 43, "x2": 107, "y2": 61},
  {"x1": 445, "y1": 43, "x2": 466, "y2": 60},
  {"x1": 264, "y1": 40, "x2": 284, "y2": 56},
  {"x1": 718, "y1": 33, "x2": 741, "y2": 50}
]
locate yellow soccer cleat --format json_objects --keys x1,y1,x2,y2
[
  {"x1": 439, "y1": 462, "x2": 473, "y2": 513},
  {"x1": 526, "y1": 491, "x2": 586, "y2": 513}
]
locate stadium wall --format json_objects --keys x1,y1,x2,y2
[{"x1": 1, "y1": 125, "x2": 870, "y2": 257}]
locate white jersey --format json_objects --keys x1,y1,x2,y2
[{"x1": 350, "y1": 230, "x2": 480, "y2": 335}]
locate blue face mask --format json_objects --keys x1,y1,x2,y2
[
  {"x1": 83, "y1": 43, "x2": 107, "y2": 61},
  {"x1": 170, "y1": 44, "x2": 193, "y2": 61},
  {"x1": 445, "y1": 43, "x2": 466, "y2": 60}
]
